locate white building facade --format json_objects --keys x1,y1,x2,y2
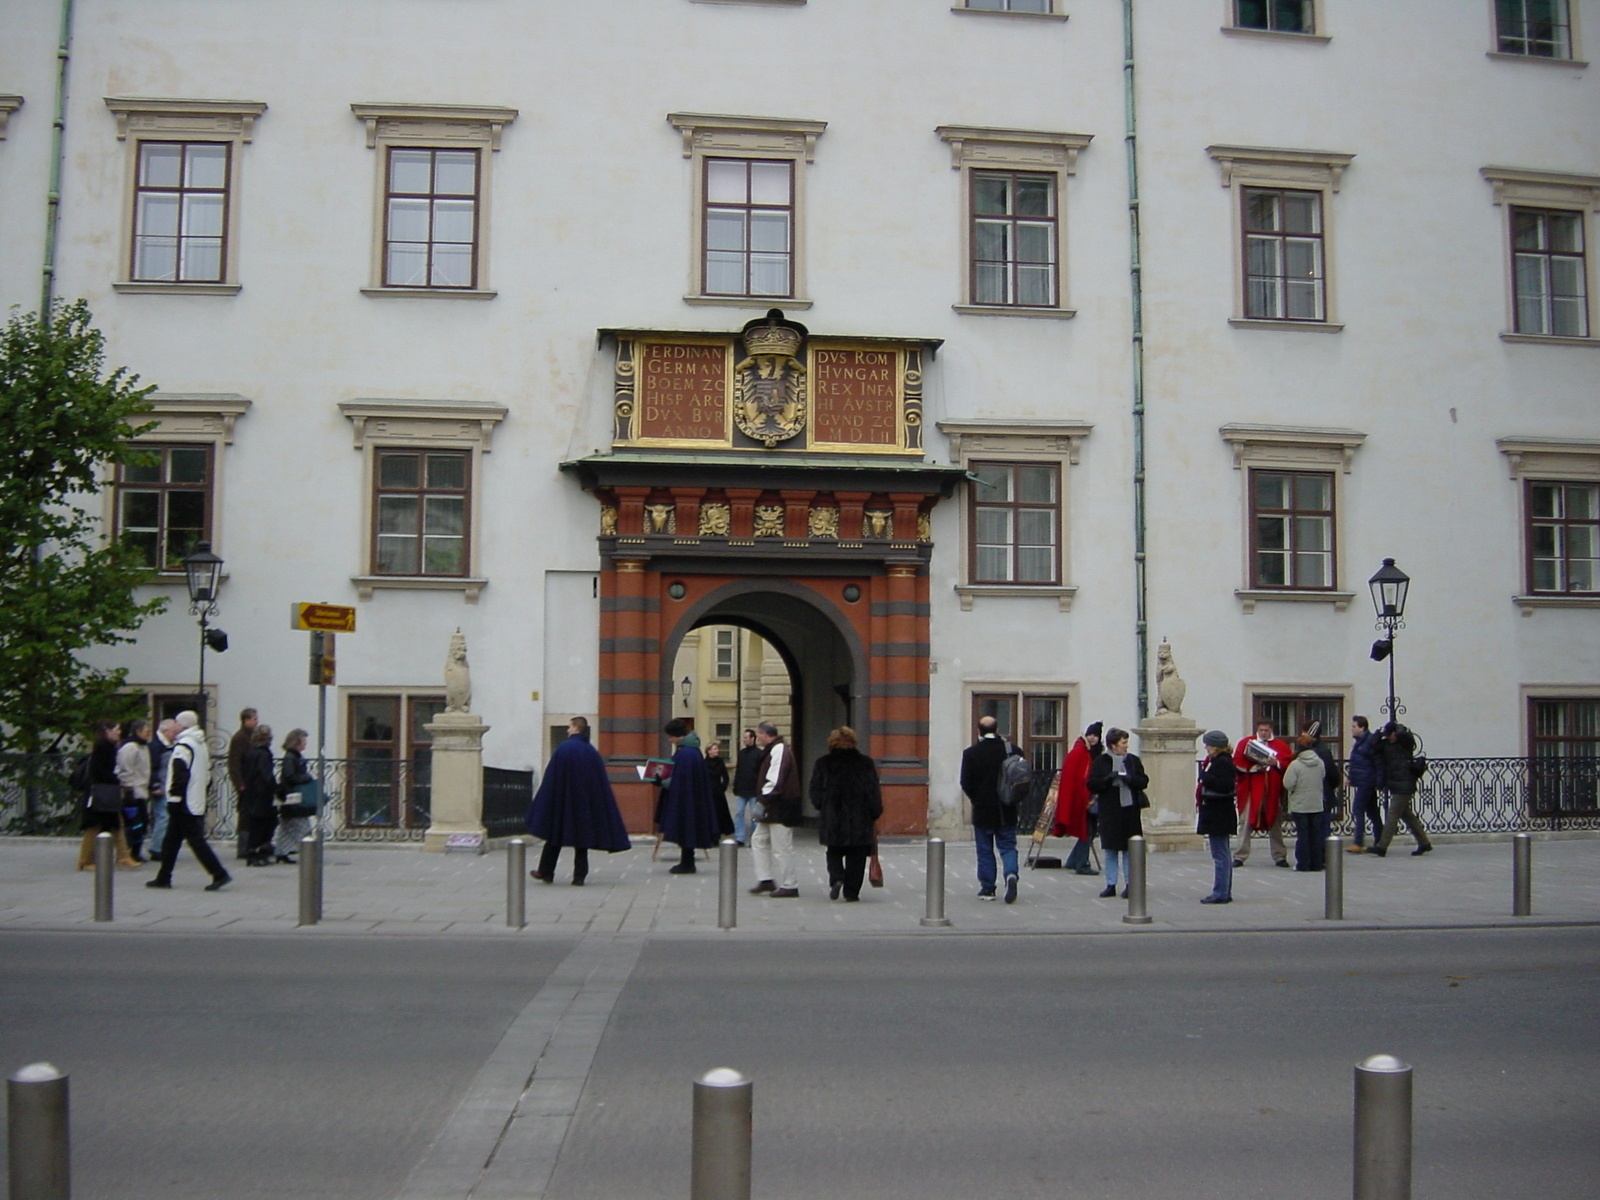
[{"x1": 2, "y1": 0, "x2": 1596, "y2": 834}]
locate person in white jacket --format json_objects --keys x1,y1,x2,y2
[
  {"x1": 146, "y1": 712, "x2": 231, "y2": 891},
  {"x1": 1282, "y1": 733, "x2": 1329, "y2": 873},
  {"x1": 114, "y1": 719, "x2": 153, "y2": 862}
]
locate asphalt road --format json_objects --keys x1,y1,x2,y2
[{"x1": 2, "y1": 927, "x2": 1597, "y2": 1199}]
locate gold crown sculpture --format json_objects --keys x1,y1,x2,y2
[{"x1": 741, "y1": 315, "x2": 804, "y2": 358}]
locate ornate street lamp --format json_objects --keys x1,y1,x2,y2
[
  {"x1": 182, "y1": 542, "x2": 227, "y2": 727},
  {"x1": 1368, "y1": 558, "x2": 1410, "y2": 723},
  {"x1": 681, "y1": 675, "x2": 693, "y2": 713}
]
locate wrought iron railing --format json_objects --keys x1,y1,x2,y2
[{"x1": 483, "y1": 766, "x2": 534, "y2": 839}]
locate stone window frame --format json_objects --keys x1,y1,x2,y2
[
  {"x1": 105, "y1": 97, "x2": 267, "y2": 296},
  {"x1": 965, "y1": 683, "x2": 1081, "y2": 777},
  {"x1": 0, "y1": 95, "x2": 22, "y2": 140},
  {"x1": 351, "y1": 103, "x2": 517, "y2": 301},
  {"x1": 1498, "y1": 436, "x2": 1600, "y2": 614},
  {"x1": 1221, "y1": 423, "x2": 1365, "y2": 612},
  {"x1": 1241, "y1": 683, "x2": 1354, "y2": 746},
  {"x1": 668, "y1": 112, "x2": 827, "y2": 311},
  {"x1": 102, "y1": 393, "x2": 251, "y2": 581},
  {"x1": 1487, "y1": 0, "x2": 1588, "y2": 66},
  {"x1": 342, "y1": 689, "x2": 447, "y2": 829},
  {"x1": 340, "y1": 398, "x2": 508, "y2": 602},
  {"x1": 936, "y1": 126, "x2": 1092, "y2": 319},
  {"x1": 1481, "y1": 167, "x2": 1600, "y2": 346},
  {"x1": 1207, "y1": 145, "x2": 1354, "y2": 333},
  {"x1": 1221, "y1": 0, "x2": 1329, "y2": 43},
  {"x1": 1522, "y1": 686, "x2": 1600, "y2": 759},
  {"x1": 953, "y1": 0, "x2": 1069, "y2": 19},
  {"x1": 939, "y1": 419, "x2": 1092, "y2": 611}
]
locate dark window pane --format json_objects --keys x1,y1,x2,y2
[
  {"x1": 426, "y1": 454, "x2": 466, "y2": 490},
  {"x1": 379, "y1": 453, "x2": 420, "y2": 489},
  {"x1": 169, "y1": 447, "x2": 208, "y2": 483}
]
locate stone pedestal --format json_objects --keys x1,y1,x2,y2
[
  {"x1": 1134, "y1": 714, "x2": 1205, "y2": 851},
  {"x1": 422, "y1": 711, "x2": 490, "y2": 853}
]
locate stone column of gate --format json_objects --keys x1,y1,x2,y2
[
  {"x1": 1132, "y1": 713, "x2": 1205, "y2": 851},
  {"x1": 877, "y1": 562, "x2": 927, "y2": 833},
  {"x1": 604, "y1": 557, "x2": 655, "y2": 832}
]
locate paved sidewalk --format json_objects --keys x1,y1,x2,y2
[{"x1": 2, "y1": 835, "x2": 1595, "y2": 938}]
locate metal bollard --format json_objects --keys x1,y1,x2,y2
[
  {"x1": 919, "y1": 837, "x2": 951, "y2": 927},
  {"x1": 1354, "y1": 1053, "x2": 1413, "y2": 1200},
  {"x1": 691, "y1": 1067, "x2": 752, "y2": 1200},
  {"x1": 8, "y1": 1062, "x2": 70, "y2": 1200},
  {"x1": 507, "y1": 838, "x2": 527, "y2": 929},
  {"x1": 1122, "y1": 835, "x2": 1152, "y2": 925},
  {"x1": 93, "y1": 832, "x2": 113, "y2": 922},
  {"x1": 297, "y1": 836, "x2": 320, "y2": 927},
  {"x1": 1325, "y1": 834, "x2": 1345, "y2": 920},
  {"x1": 718, "y1": 838, "x2": 738, "y2": 930},
  {"x1": 1513, "y1": 832, "x2": 1532, "y2": 917}
]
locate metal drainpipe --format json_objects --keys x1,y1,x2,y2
[
  {"x1": 40, "y1": 0, "x2": 76, "y2": 317},
  {"x1": 1122, "y1": 0, "x2": 1150, "y2": 719}
]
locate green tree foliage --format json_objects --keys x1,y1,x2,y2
[{"x1": 0, "y1": 301, "x2": 167, "y2": 751}]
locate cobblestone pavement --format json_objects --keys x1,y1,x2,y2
[{"x1": 4, "y1": 833, "x2": 1595, "y2": 938}]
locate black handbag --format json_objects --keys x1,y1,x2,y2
[
  {"x1": 88, "y1": 782, "x2": 123, "y2": 813},
  {"x1": 278, "y1": 802, "x2": 317, "y2": 819}
]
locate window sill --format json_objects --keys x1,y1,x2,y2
[
  {"x1": 683, "y1": 294, "x2": 813, "y2": 309},
  {"x1": 1236, "y1": 589, "x2": 1354, "y2": 613},
  {"x1": 113, "y1": 281, "x2": 241, "y2": 296},
  {"x1": 956, "y1": 584, "x2": 1077, "y2": 612},
  {"x1": 692, "y1": 0, "x2": 804, "y2": 5},
  {"x1": 137, "y1": 572, "x2": 231, "y2": 587},
  {"x1": 1486, "y1": 51, "x2": 1587, "y2": 68},
  {"x1": 1500, "y1": 332, "x2": 1600, "y2": 347},
  {"x1": 361, "y1": 288, "x2": 497, "y2": 300},
  {"x1": 353, "y1": 575, "x2": 486, "y2": 602},
  {"x1": 1220, "y1": 26, "x2": 1329, "y2": 44},
  {"x1": 1515, "y1": 594, "x2": 1600, "y2": 616},
  {"x1": 951, "y1": 6, "x2": 1068, "y2": 21},
  {"x1": 953, "y1": 304, "x2": 1077, "y2": 320},
  {"x1": 1229, "y1": 318, "x2": 1344, "y2": 333}
]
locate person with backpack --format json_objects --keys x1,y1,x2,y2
[
  {"x1": 1368, "y1": 723, "x2": 1433, "y2": 858},
  {"x1": 959, "y1": 714, "x2": 1021, "y2": 903},
  {"x1": 1088, "y1": 728, "x2": 1149, "y2": 899}
]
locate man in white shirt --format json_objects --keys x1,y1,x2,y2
[{"x1": 749, "y1": 722, "x2": 803, "y2": 898}]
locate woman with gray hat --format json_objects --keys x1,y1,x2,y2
[{"x1": 1196, "y1": 730, "x2": 1238, "y2": 903}]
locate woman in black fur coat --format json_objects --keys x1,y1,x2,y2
[{"x1": 808, "y1": 727, "x2": 883, "y2": 902}]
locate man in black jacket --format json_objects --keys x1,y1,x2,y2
[
  {"x1": 1368, "y1": 723, "x2": 1433, "y2": 858},
  {"x1": 731, "y1": 728, "x2": 763, "y2": 847},
  {"x1": 960, "y1": 715, "x2": 1020, "y2": 903}
]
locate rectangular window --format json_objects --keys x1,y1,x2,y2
[
  {"x1": 1528, "y1": 481, "x2": 1599, "y2": 593},
  {"x1": 714, "y1": 629, "x2": 736, "y2": 679},
  {"x1": 1243, "y1": 187, "x2": 1324, "y2": 321},
  {"x1": 1251, "y1": 469, "x2": 1334, "y2": 589},
  {"x1": 384, "y1": 147, "x2": 481, "y2": 289},
  {"x1": 1235, "y1": 0, "x2": 1313, "y2": 33},
  {"x1": 131, "y1": 142, "x2": 230, "y2": 283},
  {"x1": 971, "y1": 171, "x2": 1058, "y2": 308},
  {"x1": 703, "y1": 157, "x2": 793, "y2": 298},
  {"x1": 1254, "y1": 695, "x2": 1343, "y2": 757},
  {"x1": 1497, "y1": 0, "x2": 1573, "y2": 58},
  {"x1": 347, "y1": 694, "x2": 444, "y2": 828},
  {"x1": 1512, "y1": 207, "x2": 1588, "y2": 338},
  {"x1": 114, "y1": 444, "x2": 212, "y2": 570},
  {"x1": 969, "y1": 461, "x2": 1061, "y2": 585},
  {"x1": 965, "y1": 0, "x2": 1053, "y2": 12},
  {"x1": 973, "y1": 692, "x2": 1070, "y2": 774},
  {"x1": 373, "y1": 450, "x2": 470, "y2": 577},
  {"x1": 1529, "y1": 697, "x2": 1598, "y2": 813}
]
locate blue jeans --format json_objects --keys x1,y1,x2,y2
[
  {"x1": 732, "y1": 795, "x2": 755, "y2": 844},
  {"x1": 147, "y1": 794, "x2": 170, "y2": 857},
  {"x1": 1063, "y1": 837, "x2": 1094, "y2": 871},
  {"x1": 1350, "y1": 784, "x2": 1382, "y2": 846},
  {"x1": 1207, "y1": 835, "x2": 1233, "y2": 900},
  {"x1": 1104, "y1": 849, "x2": 1129, "y2": 889},
  {"x1": 1293, "y1": 811, "x2": 1329, "y2": 870},
  {"x1": 974, "y1": 826, "x2": 1018, "y2": 890}
]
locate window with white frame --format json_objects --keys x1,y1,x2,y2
[
  {"x1": 1498, "y1": 437, "x2": 1600, "y2": 611},
  {"x1": 1482, "y1": 168, "x2": 1600, "y2": 344},
  {"x1": 714, "y1": 629, "x2": 736, "y2": 679},
  {"x1": 937, "y1": 126, "x2": 1091, "y2": 318},
  {"x1": 105, "y1": 97, "x2": 265, "y2": 295},
  {"x1": 1221, "y1": 424, "x2": 1365, "y2": 611},
  {"x1": 1495, "y1": 0, "x2": 1575, "y2": 59},
  {"x1": 1232, "y1": 0, "x2": 1315, "y2": 34},
  {"x1": 972, "y1": 691, "x2": 1071, "y2": 775},
  {"x1": 1208, "y1": 145, "x2": 1353, "y2": 330},
  {"x1": 351, "y1": 104, "x2": 516, "y2": 299},
  {"x1": 341, "y1": 398, "x2": 507, "y2": 601},
  {"x1": 669, "y1": 113, "x2": 826, "y2": 309},
  {"x1": 961, "y1": 0, "x2": 1057, "y2": 14}
]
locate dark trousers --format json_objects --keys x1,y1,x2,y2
[
  {"x1": 538, "y1": 841, "x2": 589, "y2": 883},
  {"x1": 244, "y1": 811, "x2": 278, "y2": 860},
  {"x1": 156, "y1": 803, "x2": 227, "y2": 883},
  {"x1": 1293, "y1": 811, "x2": 1328, "y2": 871},
  {"x1": 825, "y1": 845, "x2": 869, "y2": 900},
  {"x1": 1351, "y1": 784, "x2": 1383, "y2": 846}
]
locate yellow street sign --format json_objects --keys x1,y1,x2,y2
[{"x1": 291, "y1": 603, "x2": 357, "y2": 633}]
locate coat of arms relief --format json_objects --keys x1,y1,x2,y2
[{"x1": 734, "y1": 311, "x2": 807, "y2": 448}]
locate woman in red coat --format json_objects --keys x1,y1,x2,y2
[{"x1": 1051, "y1": 721, "x2": 1102, "y2": 875}]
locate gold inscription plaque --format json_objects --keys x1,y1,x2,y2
[
  {"x1": 810, "y1": 346, "x2": 901, "y2": 449},
  {"x1": 637, "y1": 342, "x2": 729, "y2": 442}
]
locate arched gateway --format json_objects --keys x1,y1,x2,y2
[{"x1": 562, "y1": 312, "x2": 961, "y2": 834}]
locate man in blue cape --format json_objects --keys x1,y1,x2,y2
[
  {"x1": 527, "y1": 716, "x2": 631, "y2": 885},
  {"x1": 654, "y1": 718, "x2": 722, "y2": 874}
]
